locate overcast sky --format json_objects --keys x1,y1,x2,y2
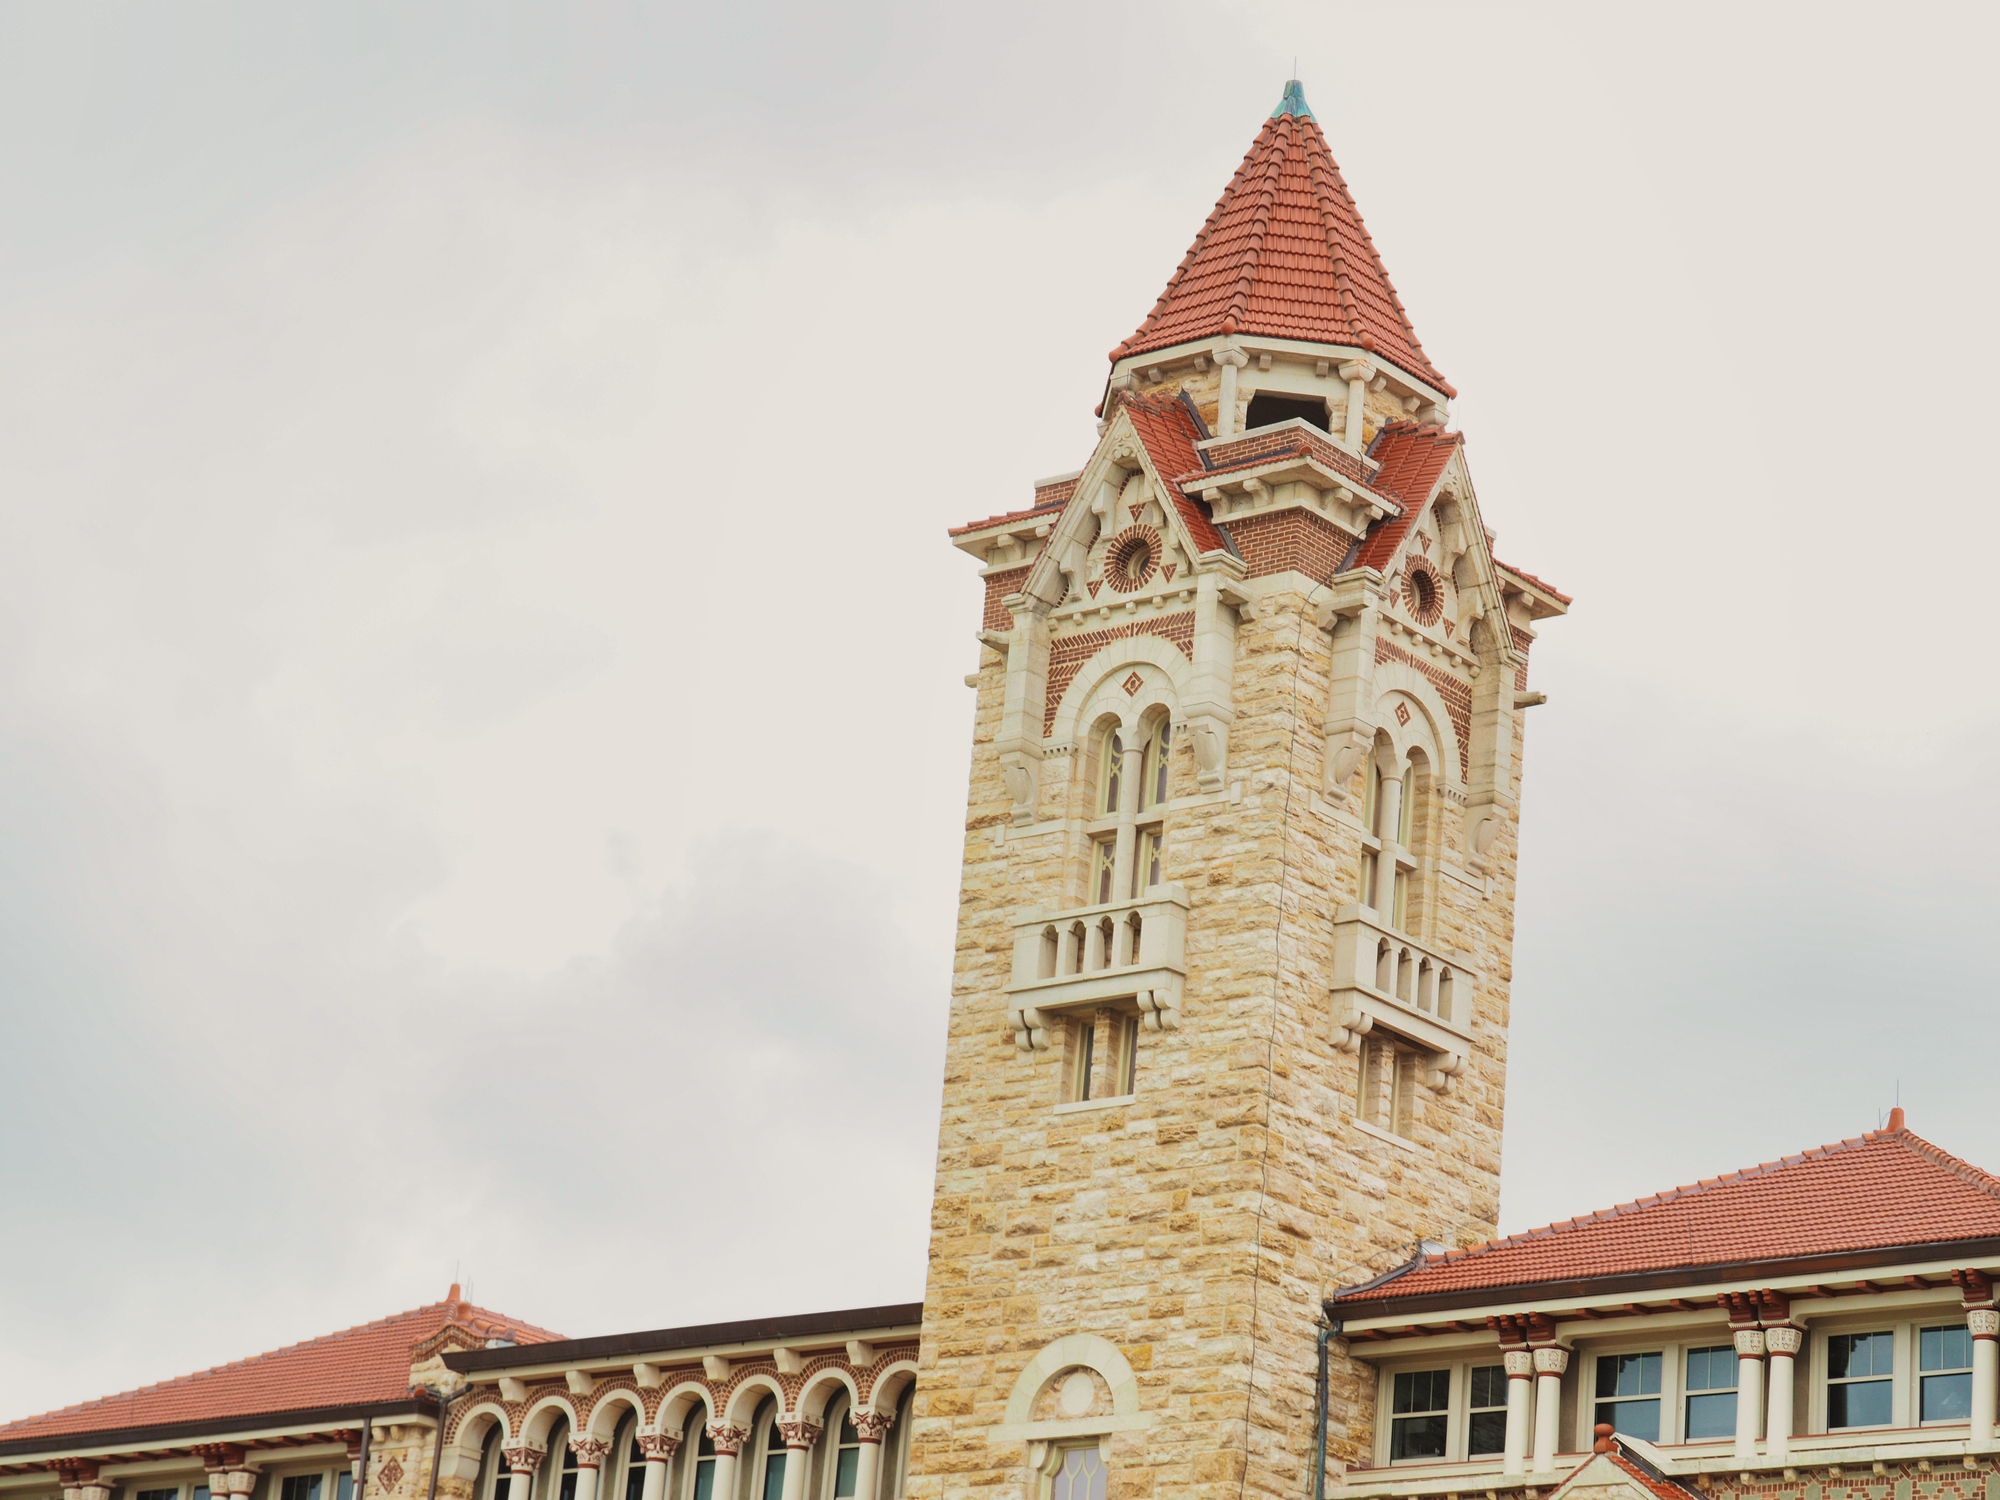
[{"x1": 1, "y1": 0, "x2": 1995, "y2": 1422}]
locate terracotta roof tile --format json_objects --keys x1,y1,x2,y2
[
  {"x1": 1110, "y1": 392, "x2": 1227, "y2": 556},
  {"x1": 0, "y1": 1294, "x2": 560, "y2": 1444},
  {"x1": 949, "y1": 499, "x2": 1064, "y2": 537},
  {"x1": 1349, "y1": 422, "x2": 1461, "y2": 571},
  {"x1": 1331, "y1": 1121, "x2": 2000, "y2": 1306},
  {"x1": 1112, "y1": 85, "x2": 1452, "y2": 396},
  {"x1": 1494, "y1": 558, "x2": 1573, "y2": 605}
]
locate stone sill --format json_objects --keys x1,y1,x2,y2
[
  {"x1": 1054, "y1": 1094, "x2": 1136, "y2": 1116},
  {"x1": 1353, "y1": 1119, "x2": 1427, "y2": 1157}
]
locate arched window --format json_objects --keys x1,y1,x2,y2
[
  {"x1": 1359, "y1": 751, "x2": 1419, "y2": 931},
  {"x1": 613, "y1": 1411, "x2": 644, "y2": 1500},
  {"x1": 825, "y1": 1396, "x2": 861, "y2": 1500},
  {"x1": 476, "y1": 1425, "x2": 507, "y2": 1500},
  {"x1": 1096, "y1": 726, "x2": 1123, "y2": 815},
  {"x1": 1090, "y1": 725, "x2": 1123, "y2": 904},
  {"x1": 1393, "y1": 761, "x2": 1419, "y2": 929},
  {"x1": 685, "y1": 1410, "x2": 716, "y2": 1500},
  {"x1": 1135, "y1": 719, "x2": 1171, "y2": 892},
  {"x1": 539, "y1": 1422, "x2": 579, "y2": 1500},
  {"x1": 756, "y1": 1398, "x2": 786, "y2": 1500}
]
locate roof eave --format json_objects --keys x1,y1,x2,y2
[
  {"x1": 1330, "y1": 1234, "x2": 2000, "y2": 1323},
  {"x1": 443, "y1": 1303, "x2": 924, "y2": 1376},
  {"x1": 0, "y1": 1398, "x2": 434, "y2": 1464},
  {"x1": 1107, "y1": 334, "x2": 1453, "y2": 407}
]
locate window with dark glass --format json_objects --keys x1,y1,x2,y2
[
  {"x1": 1921, "y1": 1326, "x2": 1973, "y2": 1422},
  {"x1": 338, "y1": 1480, "x2": 355, "y2": 1500},
  {"x1": 1466, "y1": 1366, "x2": 1507, "y2": 1456},
  {"x1": 1827, "y1": 1332, "x2": 1893, "y2": 1428},
  {"x1": 1683, "y1": 1346, "x2": 1738, "y2": 1440},
  {"x1": 760, "y1": 1408, "x2": 787, "y2": 1500},
  {"x1": 1389, "y1": 1369, "x2": 1449, "y2": 1460},
  {"x1": 830, "y1": 1399, "x2": 862, "y2": 1500},
  {"x1": 625, "y1": 1438, "x2": 648, "y2": 1500},
  {"x1": 282, "y1": 1476, "x2": 324, "y2": 1500},
  {"x1": 139, "y1": 1488, "x2": 182, "y2": 1500},
  {"x1": 689, "y1": 1417, "x2": 717, "y2": 1500},
  {"x1": 1594, "y1": 1352, "x2": 1662, "y2": 1442}
]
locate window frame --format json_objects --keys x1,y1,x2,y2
[{"x1": 1809, "y1": 1320, "x2": 1912, "y2": 1434}]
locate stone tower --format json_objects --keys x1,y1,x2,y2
[{"x1": 911, "y1": 81, "x2": 1567, "y2": 1500}]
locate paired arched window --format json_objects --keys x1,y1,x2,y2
[
  {"x1": 1360, "y1": 752, "x2": 1420, "y2": 930},
  {"x1": 1089, "y1": 718, "x2": 1172, "y2": 908},
  {"x1": 756, "y1": 1399, "x2": 787, "y2": 1500},
  {"x1": 685, "y1": 1410, "x2": 716, "y2": 1500}
]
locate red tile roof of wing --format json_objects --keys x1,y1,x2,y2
[
  {"x1": 1112, "y1": 96, "x2": 1451, "y2": 396},
  {"x1": 1331, "y1": 1124, "x2": 2000, "y2": 1306},
  {"x1": 1350, "y1": 422, "x2": 1460, "y2": 571},
  {"x1": 1495, "y1": 559, "x2": 1574, "y2": 605},
  {"x1": 0, "y1": 1294, "x2": 561, "y2": 1443},
  {"x1": 1110, "y1": 392, "x2": 1228, "y2": 555}
]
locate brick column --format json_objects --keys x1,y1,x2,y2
[
  {"x1": 569, "y1": 1438, "x2": 610, "y2": 1500},
  {"x1": 635, "y1": 1435, "x2": 680, "y2": 1500},
  {"x1": 502, "y1": 1446, "x2": 546, "y2": 1500},
  {"x1": 850, "y1": 1411, "x2": 894, "y2": 1500},
  {"x1": 1531, "y1": 1346, "x2": 1569, "y2": 1473}
]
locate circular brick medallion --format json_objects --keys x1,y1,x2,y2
[
  {"x1": 1403, "y1": 556, "x2": 1444, "y2": 625},
  {"x1": 1105, "y1": 524, "x2": 1163, "y2": 593}
]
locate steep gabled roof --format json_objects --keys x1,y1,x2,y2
[
  {"x1": 1108, "y1": 391, "x2": 1228, "y2": 555},
  {"x1": 1331, "y1": 1117, "x2": 2000, "y2": 1308},
  {"x1": 0, "y1": 1291, "x2": 560, "y2": 1445},
  {"x1": 1113, "y1": 82, "x2": 1451, "y2": 396},
  {"x1": 1351, "y1": 422, "x2": 1461, "y2": 571}
]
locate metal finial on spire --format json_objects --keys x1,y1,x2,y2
[{"x1": 1271, "y1": 78, "x2": 1315, "y2": 121}]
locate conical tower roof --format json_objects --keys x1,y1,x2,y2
[{"x1": 1113, "y1": 81, "x2": 1451, "y2": 396}]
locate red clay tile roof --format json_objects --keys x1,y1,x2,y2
[
  {"x1": 1494, "y1": 559, "x2": 1573, "y2": 605},
  {"x1": 1332, "y1": 1121, "x2": 2000, "y2": 1307},
  {"x1": 1112, "y1": 88, "x2": 1451, "y2": 396},
  {"x1": 1350, "y1": 422, "x2": 1461, "y2": 571},
  {"x1": 948, "y1": 499, "x2": 1064, "y2": 538},
  {"x1": 1110, "y1": 392, "x2": 1228, "y2": 555},
  {"x1": 0, "y1": 1293, "x2": 561, "y2": 1445}
]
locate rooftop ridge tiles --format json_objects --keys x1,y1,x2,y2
[
  {"x1": 0, "y1": 1298, "x2": 556, "y2": 1436},
  {"x1": 1371, "y1": 1125, "x2": 2000, "y2": 1298},
  {"x1": 949, "y1": 499, "x2": 1065, "y2": 537}
]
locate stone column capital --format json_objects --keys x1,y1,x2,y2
[
  {"x1": 1763, "y1": 1325, "x2": 1804, "y2": 1357},
  {"x1": 1970, "y1": 1308, "x2": 2000, "y2": 1340},
  {"x1": 1502, "y1": 1350, "x2": 1536, "y2": 1379},
  {"x1": 1213, "y1": 345, "x2": 1249, "y2": 369},
  {"x1": 1531, "y1": 1346, "x2": 1570, "y2": 1376},
  {"x1": 705, "y1": 1424, "x2": 749, "y2": 1458},
  {"x1": 850, "y1": 1411, "x2": 895, "y2": 1444},
  {"x1": 1337, "y1": 360, "x2": 1377, "y2": 385},
  {"x1": 1733, "y1": 1328, "x2": 1767, "y2": 1359},
  {"x1": 636, "y1": 1436, "x2": 682, "y2": 1463},
  {"x1": 503, "y1": 1447, "x2": 546, "y2": 1476},
  {"x1": 569, "y1": 1438, "x2": 610, "y2": 1470},
  {"x1": 776, "y1": 1420, "x2": 822, "y2": 1451}
]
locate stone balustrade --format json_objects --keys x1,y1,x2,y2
[
  {"x1": 1329, "y1": 904, "x2": 1477, "y2": 1078},
  {"x1": 1005, "y1": 883, "x2": 1189, "y2": 1050}
]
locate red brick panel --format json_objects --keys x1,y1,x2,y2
[
  {"x1": 1044, "y1": 613, "x2": 1196, "y2": 733},
  {"x1": 1374, "y1": 636, "x2": 1471, "y2": 779},
  {"x1": 981, "y1": 567, "x2": 1030, "y2": 632},
  {"x1": 1225, "y1": 509, "x2": 1357, "y2": 583}
]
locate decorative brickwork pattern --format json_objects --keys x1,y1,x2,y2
[
  {"x1": 1375, "y1": 635, "x2": 1472, "y2": 778},
  {"x1": 1512, "y1": 625, "x2": 1534, "y2": 692},
  {"x1": 1043, "y1": 614, "x2": 1195, "y2": 733},
  {"x1": 1227, "y1": 509, "x2": 1358, "y2": 583},
  {"x1": 981, "y1": 567, "x2": 1030, "y2": 633},
  {"x1": 1200, "y1": 426, "x2": 1371, "y2": 484}
]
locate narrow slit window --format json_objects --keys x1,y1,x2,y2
[
  {"x1": 1115, "y1": 1014, "x2": 1138, "y2": 1095},
  {"x1": 831, "y1": 1400, "x2": 862, "y2": 1498},
  {"x1": 1071, "y1": 1017, "x2": 1096, "y2": 1102},
  {"x1": 1097, "y1": 728, "x2": 1124, "y2": 816}
]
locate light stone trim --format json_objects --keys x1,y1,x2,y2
[
  {"x1": 989, "y1": 1335, "x2": 1149, "y2": 1443},
  {"x1": 1007, "y1": 884, "x2": 1189, "y2": 1049},
  {"x1": 1330, "y1": 904, "x2": 1478, "y2": 1073}
]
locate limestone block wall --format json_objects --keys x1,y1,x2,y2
[{"x1": 911, "y1": 570, "x2": 1537, "y2": 1500}]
